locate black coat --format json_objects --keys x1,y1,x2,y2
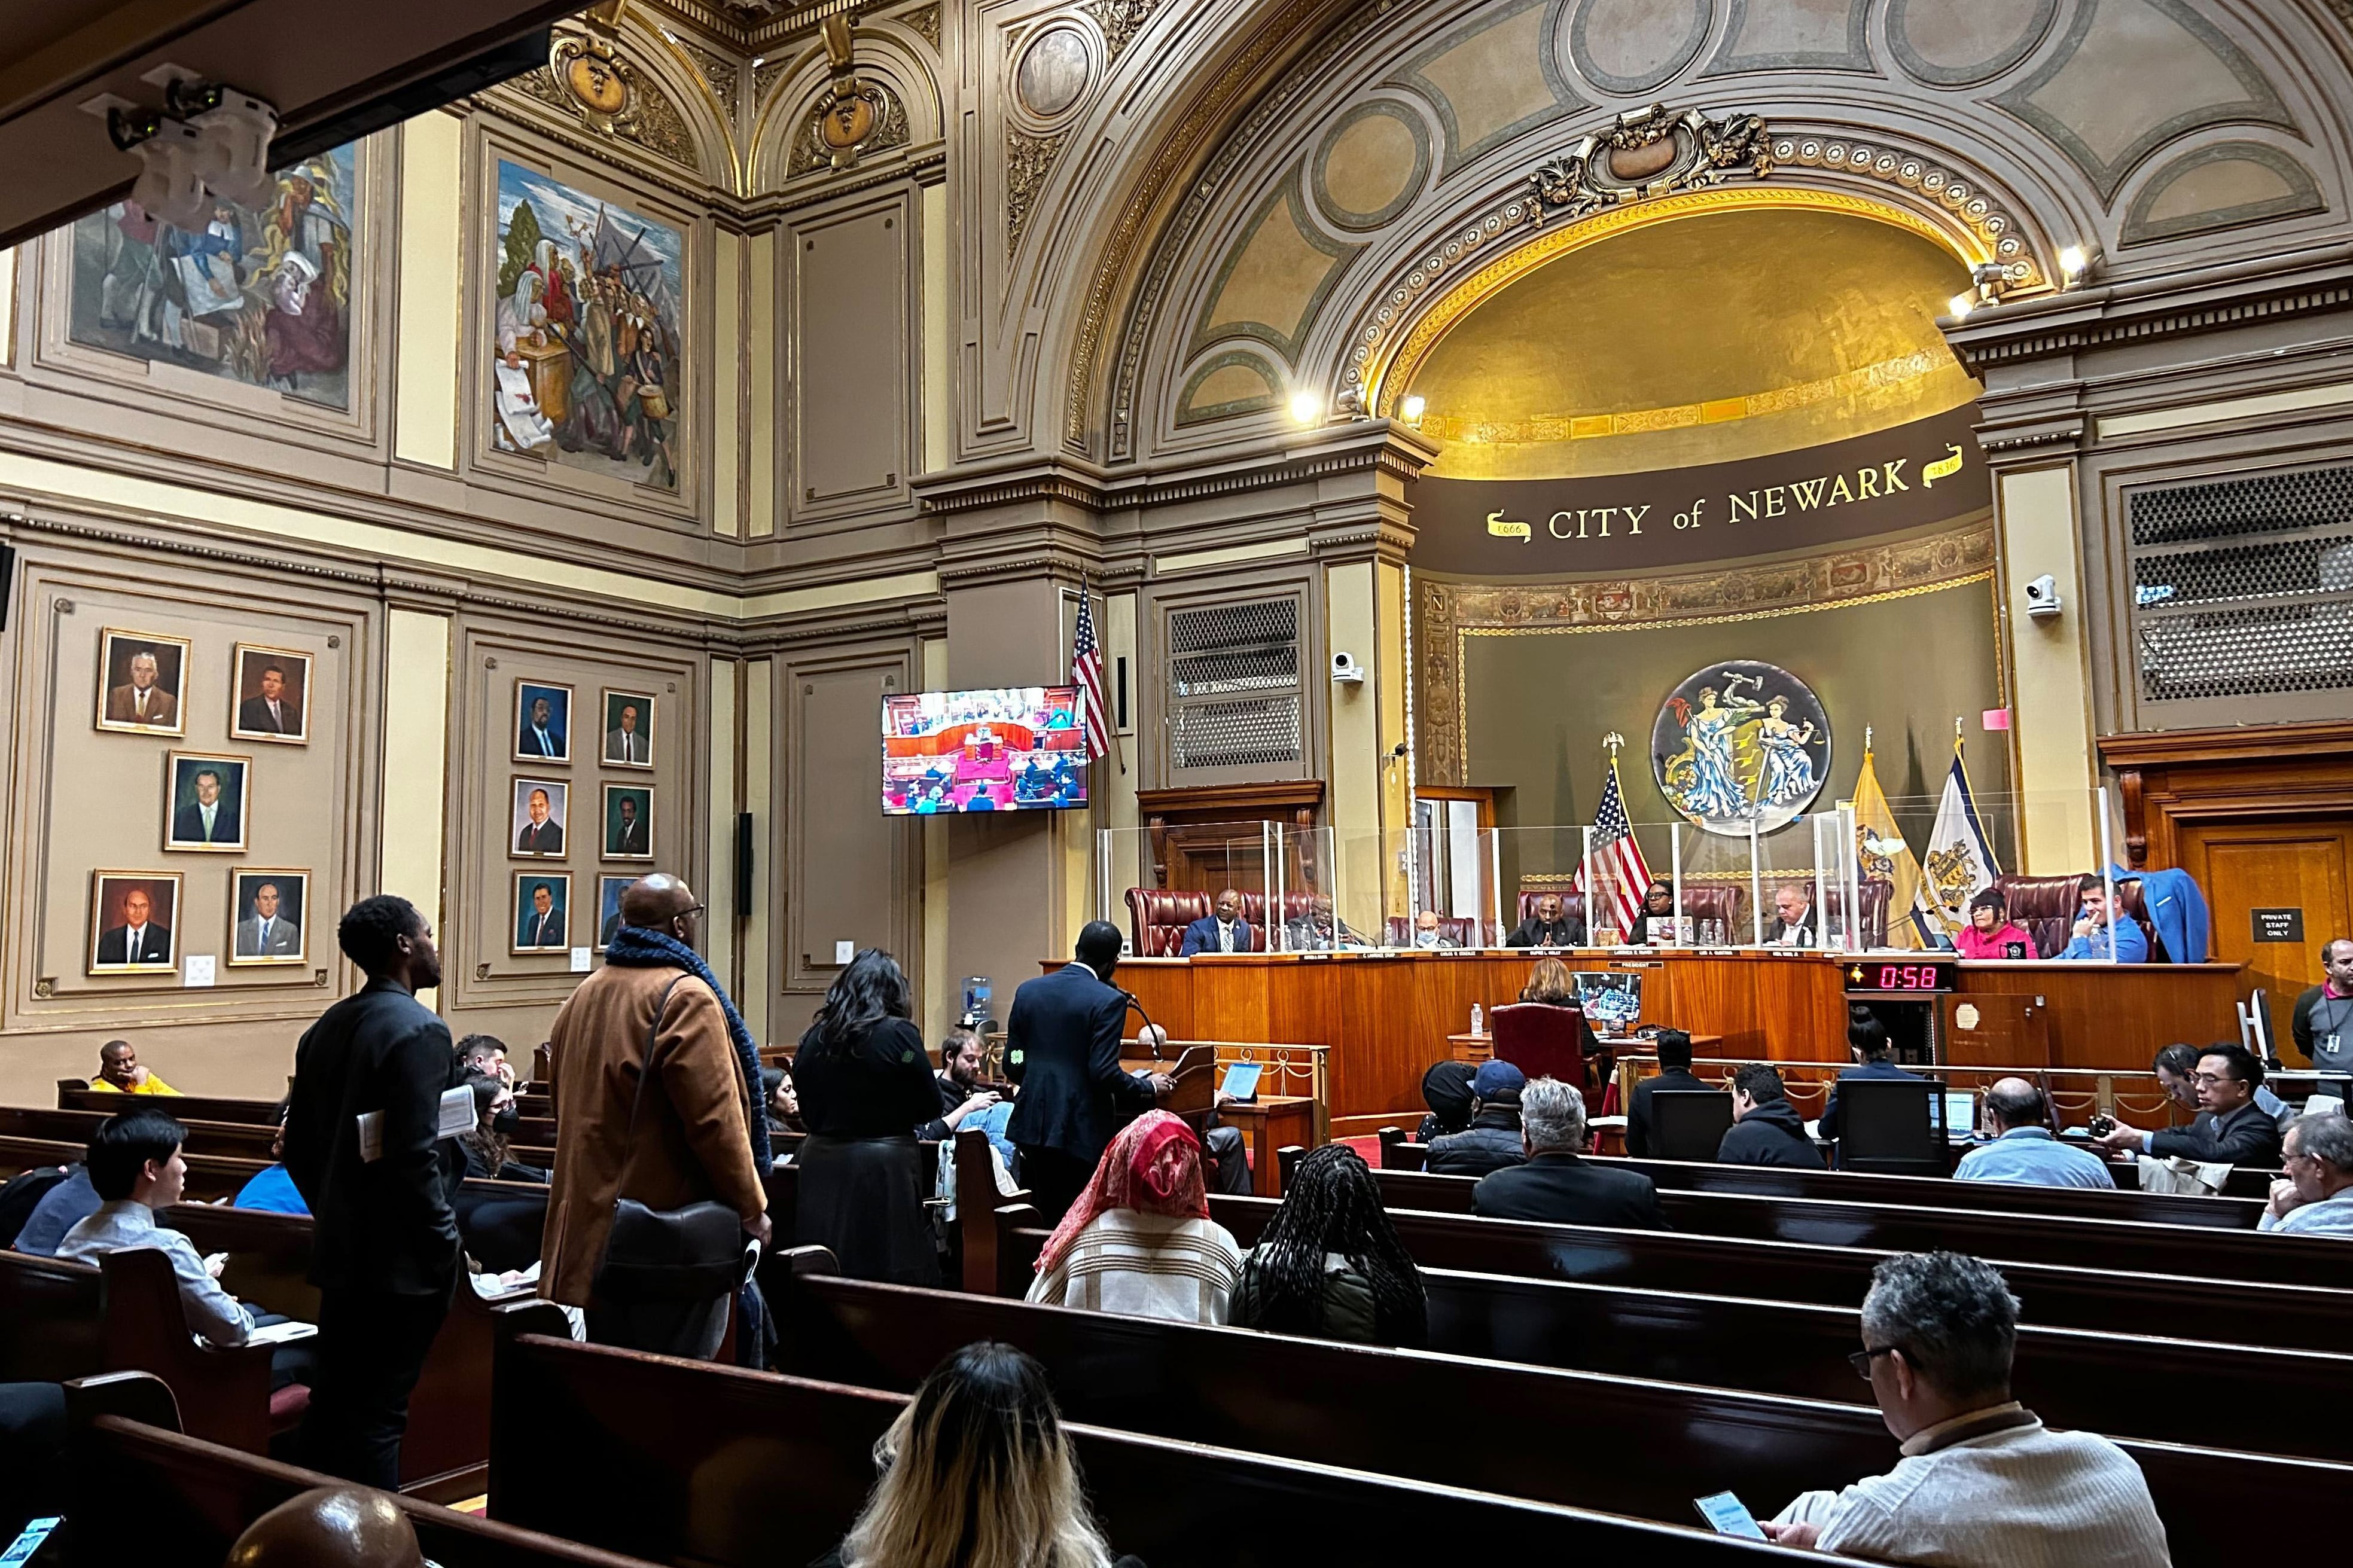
[
  {"x1": 1626, "y1": 1066, "x2": 1706, "y2": 1160},
  {"x1": 1471, "y1": 1152, "x2": 1668, "y2": 1229},
  {"x1": 1427, "y1": 1107, "x2": 1526, "y2": 1177},
  {"x1": 1506, "y1": 916, "x2": 1581, "y2": 948},
  {"x1": 1718, "y1": 1099, "x2": 1826, "y2": 1169},
  {"x1": 2150, "y1": 1099, "x2": 2285, "y2": 1167},
  {"x1": 285, "y1": 978, "x2": 465, "y2": 1295},
  {"x1": 1004, "y1": 963, "x2": 1154, "y2": 1166},
  {"x1": 794, "y1": 1018, "x2": 943, "y2": 1139}
]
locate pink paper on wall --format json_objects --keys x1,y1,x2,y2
[{"x1": 1982, "y1": 708, "x2": 2011, "y2": 730}]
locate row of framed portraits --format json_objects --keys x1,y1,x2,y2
[
  {"x1": 89, "y1": 869, "x2": 309, "y2": 975},
  {"x1": 87, "y1": 867, "x2": 654, "y2": 973},
  {"x1": 518, "y1": 873, "x2": 642, "y2": 956},
  {"x1": 97, "y1": 629, "x2": 313, "y2": 745},
  {"x1": 510, "y1": 779, "x2": 655, "y2": 862},
  {"x1": 512, "y1": 679, "x2": 658, "y2": 769}
]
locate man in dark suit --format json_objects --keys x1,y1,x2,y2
[
  {"x1": 283, "y1": 894, "x2": 464, "y2": 1489},
  {"x1": 238, "y1": 664, "x2": 301, "y2": 736},
  {"x1": 1763, "y1": 883, "x2": 1816, "y2": 948},
  {"x1": 1506, "y1": 893, "x2": 1580, "y2": 948},
  {"x1": 95, "y1": 886, "x2": 173, "y2": 966},
  {"x1": 518, "y1": 695, "x2": 565, "y2": 759},
  {"x1": 1626, "y1": 1027, "x2": 1706, "y2": 1159},
  {"x1": 1473, "y1": 1076, "x2": 1668, "y2": 1228},
  {"x1": 609, "y1": 794, "x2": 648, "y2": 857},
  {"x1": 1004, "y1": 921, "x2": 1170, "y2": 1221},
  {"x1": 519, "y1": 883, "x2": 565, "y2": 949},
  {"x1": 171, "y1": 767, "x2": 242, "y2": 846},
  {"x1": 515, "y1": 788, "x2": 563, "y2": 855},
  {"x1": 1178, "y1": 887, "x2": 1252, "y2": 956},
  {"x1": 2093, "y1": 1041, "x2": 2284, "y2": 1167},
  {"x1": 1819, "y1": 1009, "x2": 1923, "y2": 1149}
]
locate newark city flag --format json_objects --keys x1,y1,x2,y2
[
  {"x1": 1848, "y1": 741, "x2": 1927, "y2": 950},
  {"x1": 1915, "y1": 729, "x2": 2000, "y2": 941}
]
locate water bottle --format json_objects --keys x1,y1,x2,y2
[{"x1": 1470, "y1": 1003, "x2": 1484, "y2": 1038}]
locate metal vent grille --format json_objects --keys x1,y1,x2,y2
[
  {"x1": 1172, "y1": 695, "x2": 1303, "y2": 768},
  {"x1": 2128, "y1": 466, "x2": 2353, "y2": 705},
  {"x1": 1166, "y1": 597, "x2": 1302, "y2": 768}
]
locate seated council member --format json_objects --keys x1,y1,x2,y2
[
  {"x1": 1763, "y1": 1252, "x2": 2167, "y2": 1563},
  {"x1": 1622, "y1": 878, "x2": 1677, "y2": 945},
  {"x1": 1718, "y1": 1063, "x2": 1826, "y2": 1169},
  {"x1": 1955, "y1": 1079, "x2": 2114, "y2": 1189},
  {"x1": 2261, "y1": 1112, "x2": 2353, "y2": 1237},
  {"x1": 1409, "y1": 910, "x2": 1459, "y2": 949},
  {"x1": 2058, "y1": 874, "x2": 2148, "y2": 962},
  {"x1": 1178, "y1": 889, "x2": 1252, "y2": 956},
  {"x1": 2093, "y1": 1042, "x2": 2283, "y2": 1167},
  {"x1": 1952, "y1": 887, "x2": 2035, "y2": 960},
  {"x1": 1471, "y1": 1078, "x2": 1667, "y2": 1228},
  {"x1": 2291, "y1": 936, "x2": 2353, "y2": 1076},
  {"x1": 1505, "y1": 893, "x2": 1578, "y2": 950},
  {"x1": 1763, "y1": 883, "x2": 1816, "y2": 948},
  {"x1": 87, "y1": 1038, "x2": 179, "y2": 1096}
]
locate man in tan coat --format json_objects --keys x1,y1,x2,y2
[{"x1": 541, "y1": 874, "x2": 769, "y2": 1357}]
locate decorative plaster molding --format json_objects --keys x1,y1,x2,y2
[
  {"x1": 1006, "y1": 127, "x2": 1069, "y2": 252},
  {"x1": 1772, "y1": 133, "x2": 2037, "y2": 286}
]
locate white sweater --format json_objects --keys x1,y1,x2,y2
[
  {"x1": 1774, "y1": 1406, "x2": 2171, "y2": 1567},
  {"x1": 1025, "y1": 1209, "x2": 1242, "y2": 1325}
]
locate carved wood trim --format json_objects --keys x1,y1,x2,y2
[{"x1": 2096, "y1": 722, "x2": 2353, "y2": 870}]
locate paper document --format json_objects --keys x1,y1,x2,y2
[
  {"x1": 246, "y1": 1320, "x2": 318, "y2": 1346},
  {"x1": 358, "y1": 1086, "x2": 478, "y2": 1163}
]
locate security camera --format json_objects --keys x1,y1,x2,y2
[
  {"x1": 1330, "y1": 651, "x2": 1365, "y2": 684},
  {"x1": 2022, "y1": 574, "x2": 2062, "y2": 621}
]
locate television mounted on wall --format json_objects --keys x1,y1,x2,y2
[{"x1": 882, "y1": 687, "x2": 1089, "y2": 815}]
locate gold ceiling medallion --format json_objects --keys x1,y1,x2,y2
[
  {"x1": 810, "y1": 16, "x2": 884, "y2": 171},
  {"x1": 1526, "y1": 102, "x2": 1772, "y2": 227}
]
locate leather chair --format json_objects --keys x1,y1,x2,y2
[
  {"x1": 1491, "y1": 1002, "x2": 1601, "y2": 1110},
  {"x1": 1383, "y1": 915, "x2": 1479, "y2": 948},
  {"x1": 1511, "y1": 889, "x2": 1589, "y2": 943},
  {"x1": 1680, "y1": 884, "x2": 1746, "y2": 941},
  {"x1": 1124, "y1": 889, "x2": 1211, "y2": 957},
  {"x1": 1819, "y1": 879, "x2": 1894, "y2": 948},
  {"x1": 1993, "y1": 874, "x2": 2163, "y2": 960}
]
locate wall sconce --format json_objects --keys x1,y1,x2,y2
[
  {"x1": 2058, "y1": 244, "x2": 2098, "y2": 288},
  {"x1": 1289, "y1": 390, "x2": 1324, "y2": 426},
  {"x1": 1400, "y1": 394, "x2": 1427, "y2": 427}
]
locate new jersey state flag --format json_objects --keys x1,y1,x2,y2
[
  {"x1": 1915, "y1": 737, "x2": 2000, "y2": 941},
  {"x1": 1848, "y1": 743, "x2": 1927, "y2": 950}
]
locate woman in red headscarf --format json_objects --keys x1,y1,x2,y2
[{"x1": 1025, "y1": 1109, "x2": 1241, "y2": 1324}]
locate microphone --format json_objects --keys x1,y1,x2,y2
[{"x1": 1121, "y1": 990, "x2": 1165, "y2": 1059}]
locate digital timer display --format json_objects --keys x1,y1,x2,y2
[{"x1": 1845, "y1": 962, "x2": 1959, "y2": 993}]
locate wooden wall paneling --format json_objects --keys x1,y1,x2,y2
[
  {"x1": 1113, "y1": 961, "x2": 1194, "y2": 1044},
  {"x1": 0, "y1": 534, "x2": 382, "y2": 1102},
  {"x1": 786, "y1": 188, "x2": 918, "y2": 529},
  {"x1": 444, "y1": 614, "x2": 705, "y2": 1037},
  {"x1": 1662, "y1": 957, "x2": 1764, "y2": 1057},
  {"x1": 1952, "y1": 965, "x2": 2244, "y2": 1070},
  {"x1": 781, "y1": 645, "x2": 916, "y2": 1022},
  {"x1": 1192, "y1": 960, "x2": 1278, "y2": 1045},
  {"x1": 2178, "y1": 822, "x2": 2352, "y2": 1052},
  {"x1": 1330, "y1": 957, "x2": 1414, "y2": 1119},
  {"x1": 1749, "y1": 957, "x2": 1848, "y2": 1061}
]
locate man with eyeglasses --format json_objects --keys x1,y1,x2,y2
[
  {"x1": 1763, "y1": 1251, "x2": 2166, "y2": 1562},
  {"x1": 2092, "y1": 1041, "x2": 2283, "y2": 1168},
  {"x1": 2261, "y1": 1112, "x2": 2353, "y2": 1237}
]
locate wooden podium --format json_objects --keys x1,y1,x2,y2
[{"x1": 1120, "y1": 1045, "x2": 1218, "y2": 1138}]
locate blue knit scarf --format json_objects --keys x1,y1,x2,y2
[{"x1": 603, "y1": 925, "x2": 772, "y2": 1173}]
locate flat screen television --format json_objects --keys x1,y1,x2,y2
[{"x1": 882, "y1": 686, "x2": 1089, "y2": 815}]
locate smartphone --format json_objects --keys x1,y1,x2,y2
[
  {"x1": 1693, "y1": 1491, "x2": 1766, "y2": 1539},
  {"x1": 1, "y1": 1517, "x2": 62, "y2": 1566}
]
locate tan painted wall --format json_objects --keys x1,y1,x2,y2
[{"x1": 1997, "y1": 466, "x2": 2099, "y2": 871}]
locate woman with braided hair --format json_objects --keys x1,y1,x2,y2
[{"x1": 1231, "y1": 1144, "x2": 1427, "y2": 1347}]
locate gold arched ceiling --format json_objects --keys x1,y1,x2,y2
[{"x1": 1404, "y1": 205, "x2": 1980, "y2": 480}]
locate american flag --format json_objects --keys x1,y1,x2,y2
[
  {"x1": 1575, "y1": 754, "x2": 1653, "y2": 939},
  {"x1": 1071, "y1": 591, "x2": 1110, "y2": 761}
]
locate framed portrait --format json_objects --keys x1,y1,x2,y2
[
  {"x1": 510, "y1": 777, "x2": 568, "y2": 858},
  {"x1": 228, "y1": 869, "x2": 309, "y2": 966},
  {"x1": 602, "y1": 688, "x2": 655, "y2": 768},
  {"x1": 602, "y1": 783, "x2": 653, "y2": 862},
  {"x1": 513, "y1": 871, "x2": 572, "y2": 954},
  {"x1": 89, "y1": 871, "x2": 182, "y2": 975},
  {"x1": 228, "y1": 644, "x2": 313, "y2": 745},
  {"x1": 95, "y1": 627, "x2": 191, "y2": 736},
  {"x1": 596, "y1": 874, "x2": 633, "y2": 951},
  {"x1": 164, "y1": 751, "x2": 251, "y2": 853},
  {"x1": 513, "y1": 680, "x2": 573, "y2": 764}
]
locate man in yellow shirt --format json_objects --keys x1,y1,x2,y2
[{"x1": 88, "y1": 1039, "x2": 179, "y2": 1096}]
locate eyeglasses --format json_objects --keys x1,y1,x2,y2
[
  {"x1": 2190, "y1": 1072, "x2": 2233, "y2": 1087},
  {"x1": 1847, "y1": 1344, "x2": 1901, "y2": 1381}
]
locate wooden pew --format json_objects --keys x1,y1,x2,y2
[
  {"x1": 3, "y1": 1103, "x2": 557, "y2": 1170},
  {"x1": 57, "y1": 1084, "x2": 284, "y2": 1124},
  {"x1": 61, "y1": 1374, "x2": 659, "y2": 1568},
  {"x1": 763, "y1": 1266, "x2": 2353, "y2": 1561},
  {"x1": 164, "y1": 1202, "x2": 571, "y2": 1499},
  {"x1": 0, "y1": 1247, "x2": 103, "y2": 1382},
  {"x1": 0, "y1": 1132, "x2": 263, "y2": 1201},
  {"x1": 1374, "y1": 1128, "x2": 2269, "y2": 1228},
  {"x1": 998, "y1": 1201, "x2": 2353, "y2": 1354},
  {"x1": 1352, "y1": 1166, "x2": 2343, "y2": 1289},
  {"x1": 490, "y1": 1332, "x2": 1867, "y2": 1566}
]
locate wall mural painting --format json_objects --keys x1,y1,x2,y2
[
  {"x1": 69, "y1": 146, "x2": 357, "y2": 408},
  {"x1": 490, "y1": 160, "x2": 684, "y2": 492},
  {"x1": 1651, "y1": 660, "x2": 1830, "y2": 837}
]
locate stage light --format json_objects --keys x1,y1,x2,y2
[
  {"x1": 1290, "y1": 390, "x2": 1323, "y2": 426},
  {"x1": 2057, "y1": 243, "x2": 2097, "y2": 287},
  {"x1": 1947, "y1": 292, "x2": 1974, "y2": 320},
  {"x1": 1400, "y1": 394, "x2": 1427, "y2": 425}
]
